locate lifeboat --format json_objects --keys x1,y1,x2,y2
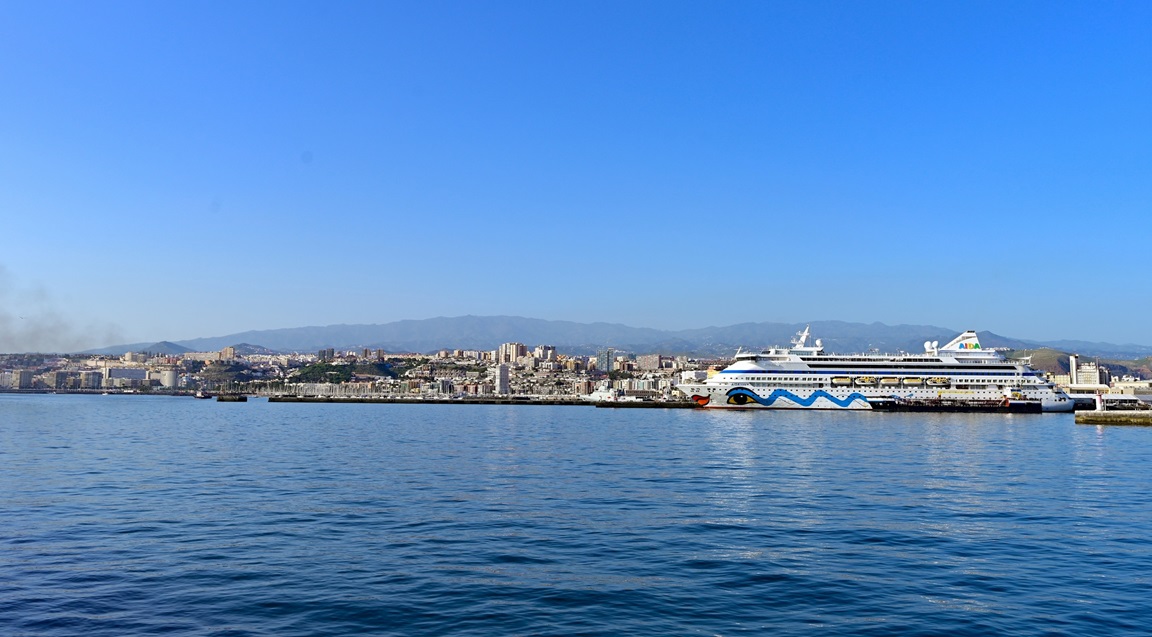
[
  {"x1": 926, "y1": 377, "x2": 951, "y2": 387},
  {"x1": 831, "y1": 376, "x2": 852, "y2": 386},
  {"x1": 878, "y1": 377, "x2": 901, "y2": 386},
  {"x1": 902, "y1": 377, "x2": 923, "y2": 386},
  {"x1": 854, "y1": 376, "x2": 878, "y2": 386}
]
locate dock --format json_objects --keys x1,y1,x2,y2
[
  {"x1": 266, "y1": 396, "x2": 698, "y2": 408},
  {"x1": 1074, "y1": 411, "x2": 1152, "y2": 426},
  {"x1": 269, "y1": 396, "x2": 587, "y2": 406}
]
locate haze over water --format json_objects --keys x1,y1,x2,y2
[{"x1": 3, "y1": 395, "x2": 1150, "y2": 635}]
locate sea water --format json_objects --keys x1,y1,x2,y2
[{"x1": 2, "y1": 394, "x2": 1150, "y2": 636}]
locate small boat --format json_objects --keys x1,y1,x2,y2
[
  {"x1": 902, "y1": 377, "x2": 923, "y2": 386},
  {"x1": 854, "y1": 376, "x2": 878, "y2": 386},
  {"x1": 194, "y1": 390, "x2": 213, "y2": 399},
  {"x1": 830, "y1": 376, "x2": 852, "y2": 386},
  {"x1": 878, "y1": 377, "x2": 901, "y2": 386},
  {"x1": 926, "y1": 377, "x2": 950, "y2": 387}
]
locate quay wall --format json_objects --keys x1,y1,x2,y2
[{"x1": 1075, "y1": 411, "x2": 1152, "y2": 426}]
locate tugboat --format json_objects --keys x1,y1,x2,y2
[{"x1": 194, "y1": 390, "x2": 212, "y2": 399}]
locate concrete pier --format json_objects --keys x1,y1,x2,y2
[{"x1": 1074, "y1": 411, "x2": 1152, "y2": 426}]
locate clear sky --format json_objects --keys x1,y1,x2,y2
[{"x1": 2, "y1": 1, "x2": 1150, "y2": 351}]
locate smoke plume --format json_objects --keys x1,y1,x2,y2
[{"x1": 0, "y1": 265, "x2": 125, "y2": 353}]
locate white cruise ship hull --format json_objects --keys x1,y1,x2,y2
[
  {"x1": 676, "y1": 327, "x2": 1076, "y2": 413},
  {"x1": 678, "y1": 384, "x2": 1074, "y2": 412}
]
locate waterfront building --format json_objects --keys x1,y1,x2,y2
[
  {"x1": 43, "y1": 371, "x2": 81, "y2": 389},
  {"x1": 105, "y1": 368, "x2": 147, "y2": 387},
  {"x1": 1060, "y1": 354, "x2": 1114, "y2": 394},
  {"x1": 80, "y1": 371, "x2": 103, "y2": 389},
  {"x1": 1075, "y1": 361, "x2": 1110, "y2": 386}
]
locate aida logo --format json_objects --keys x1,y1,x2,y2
[{"x1": 959, "y1": 343, "x2": 981, "y2": 349}]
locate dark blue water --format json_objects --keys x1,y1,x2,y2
[{"x1": 2, "y1": 395, "x2": 1150, "y2": 636}]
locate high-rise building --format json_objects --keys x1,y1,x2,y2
[
  {"x1": 493, "y1": 364, "x2": 510, "y2": 394},
  {"x1": 80, "y1": 371, "x2": 103, "y2": 389},
  {"x1": 597, "y1": 348, "x2": 615, "y2": 373},
  {"x1": 497, "y1": 343, "x2": 527, "y2": 364},
  {"x1": 636, "y1": 354, "x2": 664, "y2": 371},
  {"x1": 45, "y1": 371, "x2": 79, "y2": 389}
]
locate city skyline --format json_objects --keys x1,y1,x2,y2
[{"x1": 3, "y1": 2, "x2": 1151, "y2": 350}]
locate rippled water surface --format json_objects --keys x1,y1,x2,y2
[{"x1": 2, "y1": 394, "x2": 1151, "y2": 636}]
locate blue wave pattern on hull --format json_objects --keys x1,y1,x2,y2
[{"x1": 727, "y1": 387, "x2": 870, "y2": 408}]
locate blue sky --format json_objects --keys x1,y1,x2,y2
[{"x1": 2, "y1": 1, "x2": 1150, "y2": 350}]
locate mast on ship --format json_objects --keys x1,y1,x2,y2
[{"x1": 792, "y1": 325, "x2": 810, "y2": 349}]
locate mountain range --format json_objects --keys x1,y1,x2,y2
[{"x1": 82, "y1": 316, "x2": 1152, "y2": 360}]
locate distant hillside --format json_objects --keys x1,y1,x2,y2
[
  {"x1": 83, "y1": 340, "x2": 267, "y2": 356},
  {"x1": 232, "y1": 343, "x2": 277, "y2": 356},
  {"x1": 83, "y1": 316, "x2": 1152, "y2": 360},
  {"x1": 170, "y1": 316, "x2": 671, "y2": 354},
  {"x1": 1007, "y1": 349, "x2": 1152, "y2": 379},
  {"x1": 1039, "y1": 339, "x2": 1152, "y2": 359},
  {"x1": 1007, "y1": 349, "x2": 1072, "y2": 375},
  {"x1": 83, "y1": 340, "x2": 192, "y2": 356}
]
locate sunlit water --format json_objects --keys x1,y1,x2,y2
[{"x1": 2, "y1": 394, "x2": 1150, "y2": 636}]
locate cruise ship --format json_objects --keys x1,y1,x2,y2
[{"x1": 677, "y1": 326, "x2": 1075, "y2": 412}]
